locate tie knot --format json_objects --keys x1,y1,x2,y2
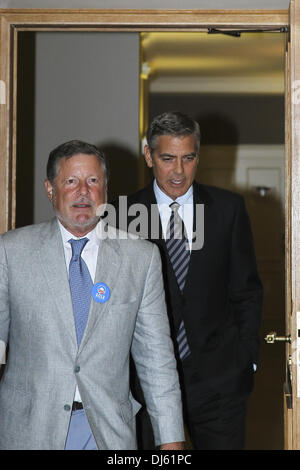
[
  {"x1": 170, "y1": 202, "x2": 180, "y2": 213},
  {"x1": 68, "y1": 237, "x2": 89, "y2": 258}
]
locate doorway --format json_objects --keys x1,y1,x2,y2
[
  {"x1": 141, "y1": 31, "x2": 286, "y2": 449},
  {"x1": 1, "y1": 8, "x2": 290, "y2": 449},
  {"x1": 17, "y1": 29, "x2": 286, "y2": 448}
]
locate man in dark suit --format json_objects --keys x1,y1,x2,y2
[{"x1": 113, "y1": 111, "x2": 263, "y2": 450}]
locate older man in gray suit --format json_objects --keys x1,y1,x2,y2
[{"x1": 0, "y1": 140, "x2": 184, "y2": 450}]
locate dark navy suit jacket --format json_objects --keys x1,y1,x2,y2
[{"x1": 113, "y1": 181, "x2": 263, "y2": 404}]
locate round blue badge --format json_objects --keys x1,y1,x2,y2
[{"x1": 92, "y1": 282, "x2": 111, "y2": 303}]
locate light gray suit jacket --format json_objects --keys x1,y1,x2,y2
[{"x1": 0, "y1": 218, "x2": 184, "y2": 450}]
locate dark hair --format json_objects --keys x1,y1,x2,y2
[
  {"x1": 146, "y1": 111, "x2": 201, "y2": 155},
  {"x1": 46, "y1": 140, "x2": 108, "y2": 184}
]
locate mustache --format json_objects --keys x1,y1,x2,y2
[{"x1": 70, "y1": 197, "x2": 95, "y2": 207}]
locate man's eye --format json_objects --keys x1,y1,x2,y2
[{"x1": 66, "y1": 178, "x2": 76, "y2": 185}]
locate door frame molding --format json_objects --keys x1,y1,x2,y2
[{"x1": 0, "y1": 8, "x2": 289, "y2": 233}]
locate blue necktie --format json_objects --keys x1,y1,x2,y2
[
  {"x1": 166, "y1": 202, "x2": 191, "y2": 361},
  {"x1": 68, "y1": 238, "x2": 93, "y2": 345}
]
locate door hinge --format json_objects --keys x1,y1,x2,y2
[{"x1": 208, "y1": 26, "x2": 289, "y2": 38}]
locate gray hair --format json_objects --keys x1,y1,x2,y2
[
  {"x1": 46, "y1": 139, "x2": 108, "y2": 185},
  {"x1": 146, "y1": 111, "x2": 201, "y2": 155}
]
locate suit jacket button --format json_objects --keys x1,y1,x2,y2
[
  {"x1": 74, "y1": 365, "x2": 80, "y2": 373},
  {"x1": 64, "y1": 404, "x2": 71, "y2": 411}
]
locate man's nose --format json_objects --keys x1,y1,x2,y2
[
  {"x1": 174, "y1": 159, "x2": 184, "y2": 174},
  {"x1": 78, "y1": 181, "x2": 89, "y2": 195}
]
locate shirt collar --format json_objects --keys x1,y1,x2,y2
[
  {"x1": 58, "y1": 219, "x2": 100, "y2": 247},
  {"x1": 153, "y1": 179, "x2": 194, "y2": 206}
]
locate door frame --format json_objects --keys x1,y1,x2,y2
[
  {"x1": 0, "y1": 7, "x2": 292, "y2": 448},
  {"x1": 286, "y1": 0, "x2": 300, "y2": 450},
  {"x1": 0, "y1": 8, "x2": 288, "y2": 234}
]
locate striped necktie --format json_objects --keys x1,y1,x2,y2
[
  {"x1": 166, "y1": 202, "x2": 191, "y2": 360},
  {"x1": 68, "y1": 238, "x2": 93, "y2": 345}
]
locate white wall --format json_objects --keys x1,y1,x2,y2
[
  {"x1": 0, "y1": 0, "x2": 290, "y2": 10},
  {"x1": 32, "y1": 32, "x2": 139, "y2": 223}
]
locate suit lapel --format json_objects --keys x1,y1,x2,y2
[
  {"x1": 192, "y1": 181, "x2": 212, "y2": 233},
  {"x1": 38, "y1": 218, "x2": 77, "y2": 348},
  {"x1": 141, "y1": 183, "x2": 182, "y2": 293},
  {"x1": 78, "y1": 227, "x2": 121, "y2": 353},
  {"x1": 38, "y1": 219, "x2": 122, "y2": 353},
  {"x1": 132, "y1": 183, "x2": 185, "y2": 329},
  {"x1": 184, "y1": 182, "x2": 213, "y2": 292},
  {"x1": 149, "y1": 181, "x2": 212, "y2": 295}
]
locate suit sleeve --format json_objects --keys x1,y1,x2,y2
[
  {"x1": 0, "y1": 236, "x2": 9, "y2": 366},
  {"x1": 229, "y1": 196, "x2": 263, "y2": 365},
  {"x1": 130, "y1": 244, "x2": 184, "y2": 447}
]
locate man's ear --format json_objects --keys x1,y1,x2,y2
[
  {"x1": 144, "y1": 145, "x2": 153, "y2": 169},
  {"x1": 44, "y1": 180, "x2": 54, "y2": 202}
]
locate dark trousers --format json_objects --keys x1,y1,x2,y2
[
  {"x1": 135, "y1": 390, "x2": 249, "y2": 450},
  {"x1": 185, "y1": 392, "x2": 249, "y2": 450}
]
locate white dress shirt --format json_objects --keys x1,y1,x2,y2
[
  {"x1": 58, "y1": 220, "x2": 100, "y2": 403},
  {"x1": 153, "y1": 179, "x2": 194, "y2": 251},
  {"x1": 153, "y1": 180, "x2": 257, "y2": 373}
]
